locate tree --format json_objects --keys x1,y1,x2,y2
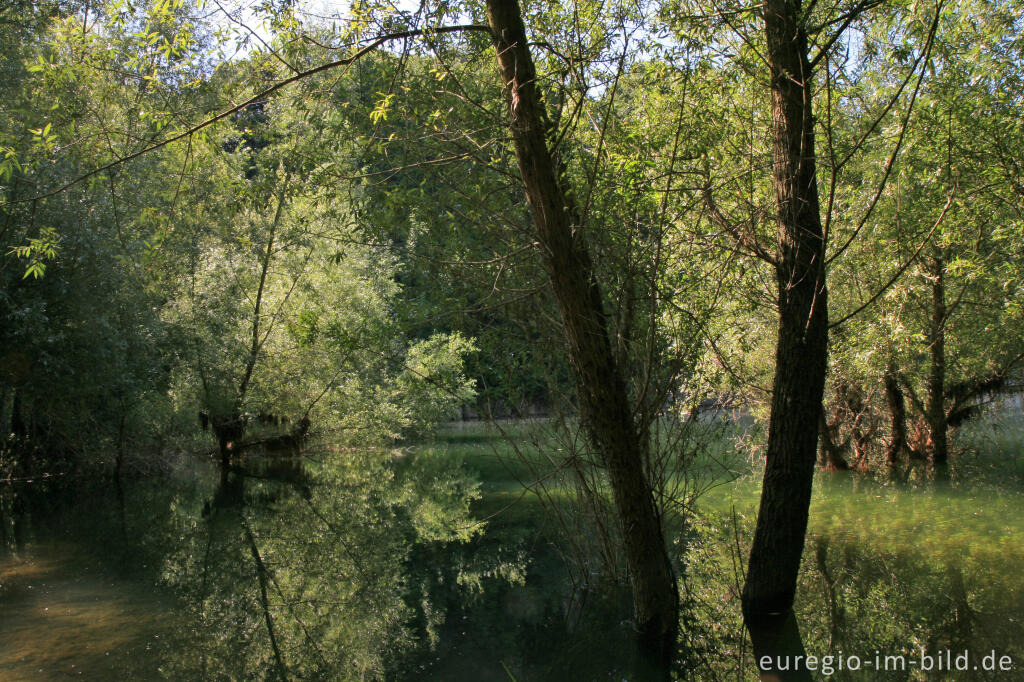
[
  {"x1": 161, "y1": 92, "x2": 477, "y2": 464},
  {"x1": 0, "y1": 0, "x2": 199, "y2": 468},
  {"x1": 483, "y1": 0, "x2": 679, "y2": 667},
  {"x1": 808, "y1": 0, "x2": 1024, "y2": 472},
  {"x1": 734, "y1": 0, "x2": 830, "y2": 644},
  {"x1": 660, "y1": 0, "x2": 941, "y2": 651}
]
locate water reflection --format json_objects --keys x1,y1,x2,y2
[
  {"x1": 689, "y1": 474, "x2": 1024, "y2": 681},
  {"x1": 746, "y1": 611, "x2": 812, "y2": 682},
  {"x1": 795, "y1": 530, "x2": 1021, "y2": 681},
  {"x1": 2, "y1": 449, "x2": 1022, "y2": 680},
  {"x1": 161, "y1": 447, "x2": 500, "y2": 680},
  {"x1": 0, "y1": 448, "x2": 512, "y2": 680}
]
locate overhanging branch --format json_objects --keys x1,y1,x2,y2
[{"x1": 4, "y1": 23, "x2": 492, "y2": 207}]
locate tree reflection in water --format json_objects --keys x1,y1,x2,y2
[
  {"x1": 685, "y1": 502, "x2": 1024, "y2": 681},
  {"x1": 159, "y1": 447, "x2": 498, "y2": 680},
  {"x1": 2, "y1": 454, "x2": 1023, "y2": 680}
]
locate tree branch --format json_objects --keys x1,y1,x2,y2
[{"x1": 3, "y1": 23, "x2": 492, "y2": 207}]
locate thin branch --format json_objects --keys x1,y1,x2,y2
[
  {"x1": 4, "y1": 24, "x2": 492, "y2": 207},
  {"x1": 829, "y1": 188, "x2": 955, "y2": 329},
  {"x1": 807, "y1": 0, "x2": 887, "y2": 70},
  {"x1": 825, "y1": 2, "x2": 942, "y2": 266},
  {"x1": 210, "y1": 0, "x2": 300, "y2": 73}
]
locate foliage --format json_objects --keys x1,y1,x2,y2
[{"x1": 2, "y1": 0, "x2": 1024, "y2": 675}]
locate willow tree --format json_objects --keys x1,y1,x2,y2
[
  {"x1": 159, "y1": 89, "x2": 478, "y2": 464},
  {"x1": 315, "y1": 0, "x2": 686, "y2": 665},
  {"x1": 483, "y1": 0, "x2": 679, "y2": 667},
  {"x1": 825, "y1": 0, "x2": 1024, "y2": 470},
  {"x1": 663, "y1": 0, "x2": 945, "y2": 643}
]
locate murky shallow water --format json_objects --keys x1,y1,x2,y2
[
  {"x1": 0, "y1": 449, "x2": 645, "y2": 680},
  {"x1": 0, "y1": 548, "x2": 173, "y2": 679}
]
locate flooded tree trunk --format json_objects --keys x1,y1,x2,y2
[
  {"x1": 198, "y1": 180, "x2": 289, "y2": 476},
  {"x1": 884, "y1": 360, "x2": 909, "y2": 465},
  {"x1": 838, "y1": 383, "x2": 871, "y2": 467},
  {"x1": 818, "y1": 411, "x2": 850, "y2": 471},
  {"x1": 743, "y1": 0, "x2": 829, "y2": 620},
  {"x1": 927, "y1": 249, "x2": 948, "y2": 466},
  {"x1": 485, "y1": 0, "x2": 679, "y2": 669},
  {"x1": 747, "y1": 610, "x2": 813, "y2": 682},
  {"x1": 212, "y1": 413, "x2": 244, "y2": 470}
]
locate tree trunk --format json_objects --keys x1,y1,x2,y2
[
  {"x1": 884, "y1": 360, "x2": 908, "y2": 466},
  {"x1": 838, "y1": 383, "x2": 870, "y2": 466},
  {"x1": 212, "y1": 412, "x2": 244, "y2": 470},
  {"x1": 742, "y1": 0, "x2": 829, "y2": 620},
  {"x1": 818, "y1": 410, "x2": 850, "y2": 471},
  {"x1": 927, "y1": 249, "x2": 948, "y2": 466},
  {"x1": 485, "y1": 0, "x2": 679, "y2": 667},
  {"x1": 747, "y1": 609, "x2": 814, "y2": 682}
]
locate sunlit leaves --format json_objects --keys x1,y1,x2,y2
[
  {"x1": 7, "y1": 227, "x2": 60, "y2": 279},
  {"x1": 369, "y1": 91, "x2": 396, "y2": 124}
]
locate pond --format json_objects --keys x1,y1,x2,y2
[{"x1": 1, "y1": 422, "x2": 1022, "y2": 680}]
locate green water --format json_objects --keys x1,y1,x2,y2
[{"x1": 1, "y1": 423, "x2": 1022, "y2": 680}]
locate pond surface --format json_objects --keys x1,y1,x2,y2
[{"x1": 1, "y1": 425, "x2": 1022, "y2": 680}]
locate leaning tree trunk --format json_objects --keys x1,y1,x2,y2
[
  {"x1": 742, "y1": 0, "x2": 830, "y2": 626},
  {"x1": 927, "y1": 248, "x2": 948, "y2": 466},
  {"x1": 209, "y1": 179, "x2": 290, "y2": 474},
  {"x1": 485, "y1": 0, "x2": 679, "y2": 667}
]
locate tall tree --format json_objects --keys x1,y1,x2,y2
[
  {"x1": 740, "y1": 0, "x2": 829, "y2": 622},
  {"x1": 484, "y1": 0, "x2": 679, "y2": 667},
  {"x1": 818, "y1": 0, "x2": 1024, "y2": 471}
]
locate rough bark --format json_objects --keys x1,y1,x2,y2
[
  {"x1": 485, "y1": 0, "x2": 679, "y2": 667},
  {"x1": 742, "y1": 0, "x2": 829, "y2": 619},
  {"x1": 927, "y1": 249, "x2": 948, "y2": 465}
]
